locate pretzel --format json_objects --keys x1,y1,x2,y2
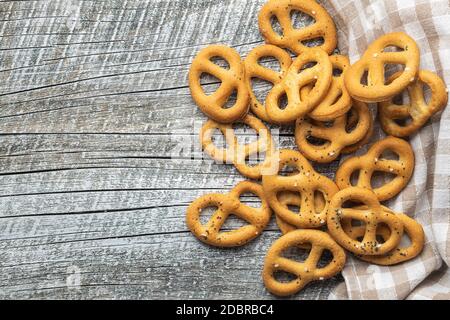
[
  {"x1": 341, "y1": 105, "x2": 374, "y2": 154},
  {"x1": 309, "y1": 55, "x2": 352, "y2": 121},
  {"x1": 327, "y1": 187, "x2": 404, "y2": 255},
  {"x1": 258, "y1": 0, "x2": 337, "y2": 55},
  {"x1": 262, "y1": 149, "x2": 339, "y2": 228},
  {"x1": 275, "y1": 191, "x2": 326, "y2": 235},
  {"x1": 295, "y1": 99, "x2": 372, "y2": 163},
  {"x1": 342, "y1": 207, "x2": 425, "y2": 265},
  {"x1": 379, "y1": 70, "x2": 448, "y2": 137},
  {"x1": 244, "y1": 45, "x2": 293, "y2": 123},
  {"x1": 344, "y1": 32, "x2": 420, "y2": 103},
  {"x1": 186, "y1": 181, "x2": 272, "y2": 247},
  {"x1": 200, "y1": 114, "x2": 276, "y2": 180},
  {"x1": 335, "y1": 136, "x2": 415, "y2": 201},
  {"x1": 265, "y1": 48, "x2": 332, "y2": 123},
  {"x1": 189, "y1": 45, "x2": 249, "y2": 123},
  {"x1": 262, "y1": 229, "x2": 346, "y2": 296}
]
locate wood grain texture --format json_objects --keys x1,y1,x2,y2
[{"x1": 0, "y1": 0, "x2": 342, "y2": 299}]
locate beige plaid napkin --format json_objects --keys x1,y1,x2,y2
[{"x1": 319, "y1": 0, "x2": 450, "y2": 300}]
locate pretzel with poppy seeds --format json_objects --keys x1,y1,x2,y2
[
  {"x1": 295, "y1": 99, "x2": 372, "y2": 163},
  {"x1": 244, "y1": 45, "x2": 293, "y2": 123},
  {"x1": 262, "y1": 149, "x2": 339, "y2": 228},
  {"x1": 186, "y1": 181, "x2": 272, "y2": 247},
  {"x1": 265, "y1": 48, "x2": 332, "y2": 123},
  {"x1": 344, "y1": 32, "x2": 420, "y2": 103},
  {"x1": 342, "y1": 208, "x2": 425, "y2": 265},
  {"x1": 379, "y1": 70, "x2": 448, "y2": 137},
  {"x1": 258, "y1": 0, "x2": 337, "y2": 55},
  {"x1": 309, "y1": 55, "x2": 352, "y2": 121},
  {"x1": 276, "y1": 191, "x2": 325, "y2": 235},
  {"x1": 262, "y1": 229, "x2": 346, "y2": 296},
  {"x1": 200, "y1": 114, "x2": 276, "y2": 180},
  {"x1": 189, "y1": 45, "x2": 249, "y2": 123},
  {"x1": 327, "y1": 187, "x2": 404, "y2": 255},
  {"x1": 335, "y1": 136, "x2": 415, "y2": 201}
]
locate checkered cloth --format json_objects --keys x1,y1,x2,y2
[{"x1": 320, "y1": 0, "x2": 450, "y2": 300}]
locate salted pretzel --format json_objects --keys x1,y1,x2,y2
[
  {"x1": 327, "y1": 187, "x2": 404, "y2": 255},
  {"x1": 309, "y1": 55, "x2": 352, "y2": 121},
  {"x1": 295, "y1": 100, "x2": 372, "y2": 163},
  {"x1": 344, "y1": 32, "x2": 420, "y2": 103},
  {"x1": 244, "y1": 45, "x2": 293, "y2": 123},
  {"x1": 265, "y1": 48, "x2": 332, "y2": 123},
  {"x1": 262, "y1": 149, "x2": 339, "y2": 228},
  {"x1": 189, "y1": 45, "x2": 249, "y2": 123},
  {"x1": 200, "y1": 114, "x2": 276, "y2": 180},
  {"x1": 262, "y1": 229, "x2": 346, "y2": 296},
  {"x1": 258, "y1": 0, "x2": 337, "y2": 55},
  {"x1": 275, "y1": 191, "x2": 326, "y2": 235},
  {"x1": 379, "y1": 70, "x2": 448, "y2": 137},
  {"x1": 342, "y1": 208, "x2": 425, "y2": 265},
  {"x1": 335, "y1": 136, "x2": 415, "y2": 201},
  {"x1": 186, "y1": 181, "x2": 272, "y2": 247}
]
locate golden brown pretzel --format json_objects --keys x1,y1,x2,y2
[
  {"x1": 344, "y1": 32, "x2": 420, "y2": 103},
  {"x1": 244, "y1": 45, "x2": 293, "y2": 123},
  {"x1": 262, "y1": 149, "x2": 339, "y2": 228},
  {"x1": 275, "y1": 191, "x2": 326, "y2": 234},
  {"x1": 200, "y1": 114, "x2": 275, "y2": 180},
  {"x1": 379, "y1": 70, "x2": 448, "y2": 137},
  {"x1": 342, "y1": 208, "x2": 425, "y2": 265},
  {"x1": 258, "y1": 0, "x2": 337, "y2": 55},
  {"x1": 335, "y1": 136, "x2": 415, "y2": 201},
  {"x1": 341, "y1": 105, "x2": 374, "y2": 154},
  {"x1": 262, "y1": 229, "x2": 346, "y2": 296},
  {"x1": 327, "y1": 187, "x2": 404, "y2": 255},
  {"x1": 265, "y1": 48, "x2": 332, "y2": 123},
  {"x1": 309, "y1": 55, "x2": 352, "y2": 121},
  {"x1": 189, "y1": 45, "x2": 249, "y2": 123},
  {"x1": 295, "y1": 100, "x2": 372, "y2": 163},
  {"x1": 186, "y1": 181, "x2": 272, "y2": 247}
]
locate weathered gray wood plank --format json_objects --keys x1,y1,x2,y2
[{"x1": 0, "y1": 0, "x2": 342, "y2": 299}]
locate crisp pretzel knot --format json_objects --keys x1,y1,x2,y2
[
  {"x1": 265, "y1": 48, "x2": 332, "y2": 123},
  {"x1": 344, "y1": 32, "x2": 420, "y2": 103},
  {"x1": 186, "y1": 181, "x2": 272, "y2": 247},
  {"x1": 342, "y1": 207, "x2": 425, "y2": 265},
  {"x1": 327, "y1": 187, "x2": 404, "y2": 255},
  {"x1": 244, "y1": 45, "x2": 292, "y2": 123},
  {"x1": 335, "y1": 136, "x2": 415, "y2": 201},
  {"x1": 262, "y1": 229, "x2": 346, "y2": 296},
  {"x1": 262, "y1": 149, "x2": 339, "y2": 228},
  {"x1": 200, "y1": 114, "x2": 276, "y2": 180},
  {"x1": 258, "y1": 0, "x2": 337, "y2": 55},
  {"x1": 379, "y1": 70, "x2": 448, "y2": 137},
  {"x1": 309, "y1": 55, "x2": 352, "y2": 121},
  {"x1": 275, "y1": 191, "x2": 325, "y2": 236},
  {"x1": 295, "y1": 100, "x2": 372, "y2": 163},
  {"x1": 188, "y1": 45, "x2": 249, "y2": 123}
]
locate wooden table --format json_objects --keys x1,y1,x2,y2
[{"x1": 0, "y1": 0, "x2": 342, "y2": 299}]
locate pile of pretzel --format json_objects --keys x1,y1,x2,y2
[{"x1": 186, "y1": 0, "x2": 448, "y2": 297}]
